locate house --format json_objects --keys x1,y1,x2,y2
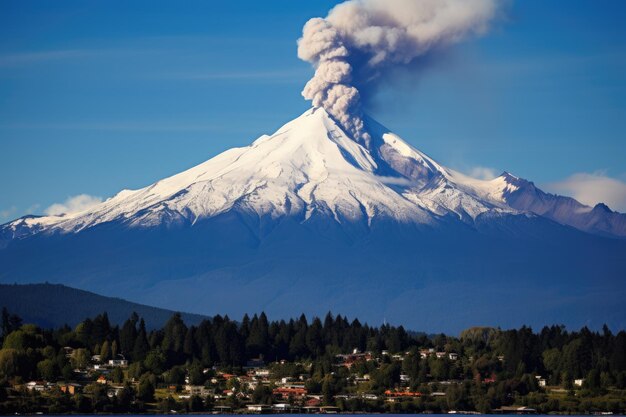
[
  {"x1": 108, "y1": 356, "x2": 128, "y2": 367},
  {"x1": 335, "y1": 351, "x2": 373, "y2": 368},
  {"x1": 574, "y1": 378, "x2": 584, "y2": 387},
  {"x1": 273, "y1": 403, "x2": 300, "y2": 413},
  {"x1": 185, "y1": 385, "x2": 212, "y2": 397},
  {"x1": 384, "y1": 389, "x2": 422, "y2": 398},
  {"x1": 306, "y1": 397, "x2": 321, "y2": 407},
  {"x1": 538, "y1": 379, "x2": 546, "y2": 387},
  {"x1": 400, "y1": 374, "x2": 410, "y2": 383},
  {"x1": 26, "y1": 381, "x2": 47, "y2": 392},
  {"x1": 448, "y1": 353, "x2": 459, "y2": 361},
  {"x1": 303, "y1": 406, "x2": 321, "y2": 414},
  {"x1": 420, "y1": 348, "x2": 435, "y2": 359},
  {"x1": 273, "y1": 386, "x2": 308, "y2": 400},
  {"x1": 436, "y1": 352, "x2": 447, "y2": 359},
  {"x1": 246, "y1": 404, "x2": 272, "y2": 413},
  {"x1": 107, "y1": 386, "x2": 125, "y2": 398},
  {"x1": 59, "y1": 383, "x2": 82, "y2": 395},
  {"x1": 354, "y1": 374, "x2": 370, "y2": 384},
  {"x1": 63, "y1": 347, "x2": 74, "y2": 358}
]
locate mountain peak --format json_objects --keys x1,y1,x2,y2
[{"x1": 593, "y1": 202, "x2": 613, "y2": 213}]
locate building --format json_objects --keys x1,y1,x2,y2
[
  {"x1": 384, "y1": 389, "x2": 422, "y2": 398},
  {"x1": 335, "y1": 351, "x2": 373, "y2": 368},
  {"x1": 246, "y1": 404, "x2": 272, "y2": 413},
  {"x1": 574, "y1": 378, "x2": 584, "y2": 387},
  {"x1": 26, "y1": 381, "x2": 47, "y2": 392},
  {"x1": 273, "y1": 403, "x2": 300, "y2": 413},
  {"x1": 59, "y1": 383, "x2": 82, "y2": 395},
  {"x1": 185, "y1": 385, "x2": 212, "y2": 397},
  {"x1": 273, "y1": 386, "x2": 308, "y2": 400},
  {"x1": 108, "y1": 358, "x2": 128, "y2": 367}
]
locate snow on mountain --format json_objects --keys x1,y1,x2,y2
[{"x1": 2, "y1": 107, "x2": 625, "y2": 241}]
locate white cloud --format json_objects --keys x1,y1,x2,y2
[
  {"x1": 26, "y1": 204, "x2": 41, "y2": 214},
  {"x1": 45, "y1": 194, "x2": 103, "y2": 216},
  {"x1": 0, "y1": 206, "x2": 17, "y2": 221},
  {"x1": 546, "y1": 172, "x2": 626, "y2": 212},
  {"x1": 467, "y1": 166, "x2": 498, "y2": 180}
]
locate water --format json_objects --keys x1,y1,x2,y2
[{"x1": 41, "y1": 413, "x2": 589, "y2": 417}]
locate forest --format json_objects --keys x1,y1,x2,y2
[{"x1": 0, "y1": 308, "x2": 625, "y2": 414}]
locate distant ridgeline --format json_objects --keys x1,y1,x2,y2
[
  {"x1": 0, "y1": 283, "x2": 207, "y2": 329},
  {"x1": 0, "y1": 305, "x2": 624, "y2": 414}
]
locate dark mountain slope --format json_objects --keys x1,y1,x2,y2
[{"x1": 0, "y1": 283, "x2": 208, "y2": 329}]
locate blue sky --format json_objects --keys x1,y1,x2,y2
[{"x1": 1, "y1": 0, "x2": 626, "y2": 221}]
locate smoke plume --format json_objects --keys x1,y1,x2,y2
[{"x1": 298, "y1": 0, "x2": 502, "y2": 143}]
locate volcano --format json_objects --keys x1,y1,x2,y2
[{"x1": 1, "y1": 108, "x2": 625, "y2": 332}]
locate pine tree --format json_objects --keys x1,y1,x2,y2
[{"x1": 133, "y1": 319, "x2": 149, "y2": 362}]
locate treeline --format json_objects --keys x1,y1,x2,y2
[
  {"x1": 2, "y1": 309, "x2": 626, "y2": 385},
  {"x1": 0, "y1": 308, "x2": 625, "y2": 414}
]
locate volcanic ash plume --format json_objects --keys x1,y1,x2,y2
[{"x1": 297, "y1": 0, "x2": 502, "y2": 143}]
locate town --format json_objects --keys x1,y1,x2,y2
[{"x1": 0, "y1": 309, "x2": 624, "y2": 414}]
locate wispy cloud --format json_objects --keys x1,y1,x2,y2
[
  {"x1": 466, "y1": 166, "x2": 498, "y2": 180},
  {"x1": 25, "y1": 204, "x2": 41, "y2": 214},
  {"x1": 45, "y1": 194, "x2": 103, "y2": 216},
  {"x1": 546, "y1": 171, "x2": 626, "y2": 212},
  {"x1": 0, "y1": 206, "x2": 17, "y2": 221}
]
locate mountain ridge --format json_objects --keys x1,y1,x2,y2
[{"x1": 0, "y1": 283, "x2": 208, "y2": 329}]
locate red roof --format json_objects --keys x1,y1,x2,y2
[{"x1": 384, "y1": 389, "x2": 422, "y2": 397}]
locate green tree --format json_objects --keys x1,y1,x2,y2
[
  {"x1": 1, "y1": 308, "x2": 22, "y2": 339},
  {"x1": 70, "y1": 348, "x2": 90, "y2": 369},
  {"x1": 0, "y1": 348, "x2": 20, "y2": 378},
  {"x1": 133, "y1": 319, "x2": 149, "y2": 362},
  {"x1": 37, "y1": 359, "x2": 56, "y2": 380},
  {"x1": 100, "y1": 340, "x2": 111, "y2": 362},
  {"x1": 137, "y1": 374, "x2": 155, "y2": 402},
  {"x1": 144, "y1": 349, "x2": 166, "y2": 374},
  {"x1": 252, "y1": 384, "x2": 273, "y2": 404}
]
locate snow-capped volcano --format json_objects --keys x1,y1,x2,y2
[
  {"x1": 3, "y1": 107, "x2": 624, "y2": 240},
  {"x1": 1, "y1": 108, "x2": 625, "y2": 332}
]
